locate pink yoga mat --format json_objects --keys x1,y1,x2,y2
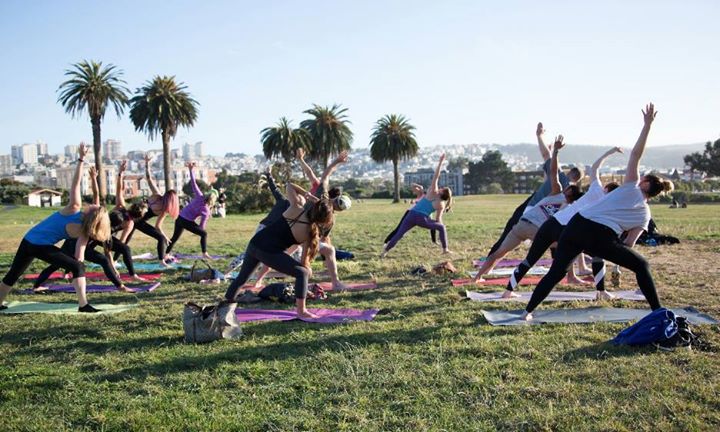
[
  {"x1": 473, "y1": 258, "x2": 554, "y2": 268},
  {"x1": 24, "y1": 272, "x2": 163, "y2": 281},
  {"x1": 22, "y1": 282, "x2": 161, "y2": 294},
  {"x1": 452, "y1": 276, "x2": 591, "y2": 287},
  {"x1": 174, "y1": 253, "x2": 225, "y2": 260},
  {"x1": 317, "y1": 281, "x2": 378, "y2": 291},
  {"x1": 235, "y1": 308, "x2": 379, "y2": 323}
]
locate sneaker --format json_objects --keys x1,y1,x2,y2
[{"x1": 78, "y1": 304, "x2": 101, "y2": 313}]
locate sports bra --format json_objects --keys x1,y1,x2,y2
[{"x1": 251, "y1": 209, "x2": 308, "y2": 253}]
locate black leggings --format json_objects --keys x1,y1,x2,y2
[
  {"x1": 166, "y1": 216, "x2": 207, "y2": 254},
  {"x1": 108, "y1": 237, "x2": 136, "y2": 276},
  {"x1": 224, "y1": 243, "x2": 309, "y2": 301},
  {"x1": 33, "y1": 239, "x2": 124, "y2": 288},
  {"x1": 526, "y1": 214, "x2": 660, "y2": 313},
  {"x1": 488, "y1": 194, "x2": 533, "y2": 256},
  {"x1": 507, "y1": 217, "x2": 606, "y2": 291},
  {"x1": 129, "y1": 219, "x2": 168, "y2": 260},
  {"x1": 384, "y1": 210, "x2": 436, "y2": 244},
  {"x1": 2, "y1": 239, "x2": 85, "y2": 286}
]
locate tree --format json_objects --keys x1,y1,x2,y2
[
  {"x1": 369, "y1": 114, "x2": 419, "y2": 203},
  {"x1": 300, "y1": 104, "x2": 353, "y2": 168},
  {"x1": 57, "y1": 60, "x2": 129, "y2": 202},
  {"x1": 685, "y1": 138, "x2": 720, "y2": 177},
  {"x1": 465, "y1": 150, "x2": 514, "y2": 194},
  {"x1": 129, "y1": 76, "x2": 199, "y2": 191},
  {"x1": 261, "y1": 117, "x2": 310, "y2": 178}
]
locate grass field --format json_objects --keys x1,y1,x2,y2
[{"x1": 1, "y1": 196, "x2": 719, "y2": 431}]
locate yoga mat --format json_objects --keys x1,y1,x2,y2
[
  {"x1": 452, "y1": 275, "x2": 592, "y2": 287},
  {"x1": 235, "y1": 308, "x2": 379, "y2": 323},
  {"x1": 174, "y1": 253, "x2": 226, "y2": 260},
  {"x1": 228, "y1": 270, "x2": 329, "y2": 280},
  {"x1": 481, "y1": 307, "x2": 718, "y2": 326},
  {"x1": 466, "y1": 290, "x2": 646, "y2": 303},
  {"x1": 130, "y1": 262, "x2": 191, "y2": 272},
  {"x1": 474, "y1": 258, "x2": 554, "y2": 268},
  {"x1": 317, "y1": 281, "x2": 378, "y2": 291},
  {"x1": 0, "y1": 301, "x2": 139, "y2": 315},
  {"x1": 131, "y1": 252, "x2": 155, "y2": 260},
  {"x1": 471, "y1": 267, "x2": 550, "y2": 278},
  {"x1": 21, "y1": 282, "x2": 160, "y2": 294},
  {"x1": 24, "y1": 272, "x2": 162, "y2": 281}
]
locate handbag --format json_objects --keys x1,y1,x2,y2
[
  {"x1": 183, "y1": 301, "x2": 243, "y2": 343},
  {"x1": 189, "y1": 259, "x2": 224, "y2": 282}
]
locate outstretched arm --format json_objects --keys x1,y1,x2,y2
[
  {"x1": 317, "y1": 150, "x2": 348, "y2": 192},
  {"x1": 187, "y1": 162, "x2": 202, "y2": 197},
  {"x1": 430, "y1": 153, "x2": 446, "y2": 194},
  {"x1": 286, "y1": 182, "x2": 319, "y2": 207},
  {"x1": 549, "y1": 136, "x2": 564, "y2": 195},
  {"x1": 296, "y1": 148, "x2": 320, "y2": 185},
  {"x1": 144, "y1": 154, "x2": 161, "y2": 195},
  {"x1": 88, "y1": 166, "x2": 100, "y2": 206},
  {"x1": 264, "y1": 166, "x2": 285, "y2": 202},
  {"x1": 591, "y1": 147, "x2": 623, "y2": 184},
  {"x1": 65, "y1": 144, "x2": 88, "y2": 214},
  {"x1": 116, "y1": 160, "x2": 127, "y2": 208},
  {"x1": 536, "y1": 122, "x2": 551, "y2": 161},
  {"x1": 626, "y1": 103, "x2": 657, "y2": 184}
]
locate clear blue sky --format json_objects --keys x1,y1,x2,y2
[{"x1": 1, "y1": 0, "x2": 718, "y2": 156}]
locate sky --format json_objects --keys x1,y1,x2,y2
[{"x1": 1, "y1": 0, "x2": 718, "y2": 156}]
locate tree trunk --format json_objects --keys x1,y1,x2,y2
[
  {"x1": 91, "y1": 117, "x2": 107, "y2": 203},
  {"x1": 393, "y1": 158, "x2": 400, "y2": 203},
  {"x1": 162, "y1": 130, "x2": 173, "y2": 191}
]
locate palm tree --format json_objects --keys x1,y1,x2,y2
[
  {"x1": 57, "y1": 60, "x2": 129, "y2": 202},
  {"x1": 129, "y1": 76, "x2": 199, "y2": 191},
  {"x1": 300, "y1": 104, "x2": 353, "y2": 168},
  {"x1": 370, "y1": 114, "x2": 419, "y2": 203},
  {"x1": 261, "y1": 117, "x2": 310, "y2": 178}
]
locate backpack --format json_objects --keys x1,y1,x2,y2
[
  {"x1": 188, "y1": 259, "x2": 224, "y2": 282},
  {"x1": 183, "y1": 301, "x2": 243, "y2": 343},
  {"x1": 257, "y1": 282, "x2": 296, "y2": 303},
  {"x1": 613, "y1": 308, "x2": 689, "y2": 347}
]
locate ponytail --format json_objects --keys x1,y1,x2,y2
[{"x1": 304, "y1": 199, "x2": 335, "y2": 265}]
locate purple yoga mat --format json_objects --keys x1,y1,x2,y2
[
  {"x1": 474, "y1": 258, "x2": 554, "y2": 268},
  {"x1": 235, "y1": 308, "x2": 379, "y2": 323},
  {"x1": 22, "y1": 282, "x2": 160, "y2": 294},
  {"x1": 174, "y1": 253, "x2": 225, "y2": 260}
]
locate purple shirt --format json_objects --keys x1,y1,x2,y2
[{"x1": 179, "y1": 170, "x2": 210, "y2": 229}]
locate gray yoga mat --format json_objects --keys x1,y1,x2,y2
[
  {"x1": 467, "y1": 290, "x2": 646, "y2": 302},
  {"x1": 481, "y1": 307, "x2": 718, "y2": 326}
]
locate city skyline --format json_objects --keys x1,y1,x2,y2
[{"x1": 2, "y1": 1, "x2": 719, "y2": 156}]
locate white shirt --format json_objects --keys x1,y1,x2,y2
[
  {"x1": 553, "y1": 181, "x2": 605, "y2": 226},
  {"x1": 522, "y1": 193, "x2": 567, "y2": 227},
  {"x1": 580, "y1": 182, "x2": 650, "y2": 235}
]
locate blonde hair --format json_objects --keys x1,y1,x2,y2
[
  {"x1": 205, "y1": 193, "x2": 217, "y2": 208},
  {"x1": 440, "y1": 187, "x2": 453, "y2": 212},
  {"x1": 82, "y1": 206, "x2": 111, "y2": 242}
]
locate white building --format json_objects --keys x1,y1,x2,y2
[
  {"x1": 183, "y1": 141, "x2": 204, "y2": 161},
  {"x1": 0, "y1": 154, "x2": 12, "y2": 175},
  {"x1": 103, "y1": 139, "x2": 122, "y2": 160},
  {"x1": 55, "y1": 165, "x2": 117, "y2": 196},
  {"x1": 25, "y1": 189, "x2": 62, "y2": 207},
  {"x1": 64, "y1": 144, "x2": 78, "y2": 159},
  {"x1": 36, "y1": 141, "x2": 49, "y2": 156}
]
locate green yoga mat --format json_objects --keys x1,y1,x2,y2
[{"x1": 0, "y1": 301, "x2": 138, "y2": 315}]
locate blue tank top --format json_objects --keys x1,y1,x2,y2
[
  {"x1": 412, "y1": 197, "x2": 435, "y2": 216},
  {"x1": 24, "y1": 211, "x2": 83, "y2": 245}
]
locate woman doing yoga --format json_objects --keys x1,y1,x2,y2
[
  {"x1": 501, "y1": 146, "x2": 623, "y2": 299},
  {"x1": 225, "y1": 183, "x2": 334, "y2": 318},
  {"x1": 0, "y1": 144, "x2": 111, "y2": 312},
  {"x1": 473, "y1": 136, "x2": 582, "y2": 282},
  {"x1": 381, "y1": 153, "x2": 452, "y2": 257},
  {"x1": 165, "y1": 161, "x2": 216, "y2": 259},
  {"x1": 522, "y1": 103, "x2": 673, "y2": 320}
]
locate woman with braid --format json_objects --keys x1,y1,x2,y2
[
  {"x1": 501, "y1": 146, "x2": 623, "y2": 299},
  {"x1": 523, "y1": 103, "x2": 673, "y2": 320}
]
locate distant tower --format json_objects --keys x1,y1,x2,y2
[
  {"x1": 35, "y1": 140, "x2": 49, "y2": 156},
  {"x1": 103, "y1": 139, "x2": 122, "y2": 160},
  {"x1": 182, "y1": 142, "x2": 192, "y2": 161},
  {"x1": 194, "y1": 141, "x2": 204, "y2": 159},
  {"x1": 64, "y1": 144, "x2": 78, "y2": 158}
]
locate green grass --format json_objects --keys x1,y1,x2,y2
[{"x1": 1, "y1": 197, "x2": 719, "y2": 431}]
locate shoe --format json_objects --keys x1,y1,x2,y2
[{"x1": 78, "y1": 304, "x2": 101, "y2": 313}]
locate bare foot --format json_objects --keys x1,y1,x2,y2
[
  {"x1": 133, "y1": 274, "x2": 148, "y2": 282},
  {"x1": 117, "y1": 285, "x2": 136, "y2": 293},
  {"x1": 443, "y1": 249, "x2": 453, "y2": 255},
  {"x1": 567, "y1": 275, "x2": 591, "y2": 285},
  {"x1": 202, "y1": 252, "x2": 212, "y2": 260},
  {"x1": 521, "y1": 311, "x2": 533, "y2": 321},
  {"x1": 33, "y1": 286, "x2": 50, "y2": 293},
  {"x1": 161, "y1": 260, "x2": 172, "y2": 268},
  {"x1": 473, "y1": 276, "x2": 486, "y2": 284},
  {"x1": 596, "y1": 290, "x2": 615, "y2": 301},
  {"x1": 332, "y1": 282, "x2": 350, "y2": 292},
  {"x1": 501, "y1": 290, "x2": 520, "y2": 299},
  {"x1": 297, "y1": 309, "x2": 320, "y2": 319}
]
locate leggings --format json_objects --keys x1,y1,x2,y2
[
  {"x1": 488, "y1": 194, "x2": 533, "y2": 256},
  {"x1": 385, "y1": 210, "x2": 447, "y2": 251},
  {"x1": 506, "y1": 217, "x2": 606, "y2": 291},
  {"x1": 224, "y1": 243, "x2": 309, "y2": 301},
  {"x1": 2, "y1": 239, "x2": 85, "y2": 286},
  {"x1": 33, "y1": 238, "x2": 123, "y2": 288},
  {"x1": 130, "y1": 219, "x2": 168, "y2": 260},
  {"x1": 384, "y1": 210, "x2": 436, "y2": 244},
  {"x1": 526, "y1": 214, "x2": 661, "y2": 313},
  {"x1": 166, "y1": 216, "x2": 207, "y2": 254}
]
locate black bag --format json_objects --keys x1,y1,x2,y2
[
  {"x1": 188, "y1": 259, "x2": 224, "y2": 282},
  {"x1": 257, "y1": 283, "x2": 295, "y2": 303},
  {"x1": 654, "y1": 316, "x2": 697, "y2": 351}
]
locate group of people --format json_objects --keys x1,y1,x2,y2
[{"x1": 0, "y1": 103, "x2": 673, "y2": 322}]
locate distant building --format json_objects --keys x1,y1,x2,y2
[
  {"x1": 183, "y1": 142, "x2": 204, "y2": 161},
  {"x1": 512, "y1": 170, "x2": 545, "y2": 195},
  {"x1": 0, "y1": 154, "x2": 12, "y2": 175},
  {"x1": 64, "y1": 144, "x2": 78, "y2": 159},
  {"x1": 36, "y1": 141, "x2": 49, "y2": 156},
  {"x1": 11, "y1": 144, "x2": 38, "y2": 165},
  {"x1": 403, "y1": 168, "x2": 464, "y2": 196},
  {"x1": 103, "y1": 139, "x2": 122, "y2": 160},
  {"x1": 25, "y1": 189, "x2": 62, "y2": 207},
  {"x1": 55, "y1": 165, "x2": 117, "y2": 196}
]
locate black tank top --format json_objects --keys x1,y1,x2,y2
[{"x1": 251, "y1": 209, "x2": 308, "y2": 253}]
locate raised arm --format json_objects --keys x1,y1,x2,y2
[
  {"x1": 186, "y1": 162, "x2": 202, "y2": 197},
  {"x1": 144, "y1": 154, "x2": 161, "y2": 195},
  {"x1": 536, "y1": 122, "x2": 551, "y2": 161},
  {"x1": 65, "y1": 144, "x2": 88, "y2": 213},
  {"x1": 549, "y1": 135, "x2": 564, "y2": 195},
  {"x1": 317, "y1": 150, "x2": 349, "y2": 192},
  {"x1": 626, "y1": 103, "x2": 657, "y2": 184},
  {"x1": 116, "y1": 160, "x2": 127, "y2": 208},
  {"x1": 591, "y1": 147, "x2": 623, "y2": 184},
  {"x1": 287, "y1": 182, "x2": 318, "y2": 207},
  {"x1": 429, "y1": 153, "x2": 446, "y2": 194},
  {"x1": 264, "y1": 166, "x2": 285, "y2": 202},
  {"x1": 88, "y1": 166, "x2": 100, "y2": 206},
  {"x1": 296, "y1": 148, "x2": 320, "y2": 185}
]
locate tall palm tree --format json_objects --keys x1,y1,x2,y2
[
  {"x1": 370, "y1": 114, "x2": 419, "y2": 203},
  {"x1": 261, "y1": 117, "x2": 310, "y2": 178},
  {"x1": 129, "y1": 76, "x2": 199, "y2": 191},
  {"x1": 300, "y1": 104, "x2": 353, "y2": 168},
  {"x1": 57, "y1": 60, "x2": 129, "y2": 202}
]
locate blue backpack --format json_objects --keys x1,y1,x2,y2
[{"x1": 613, "y1": 308, "x2": 678, "y2": 346}]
